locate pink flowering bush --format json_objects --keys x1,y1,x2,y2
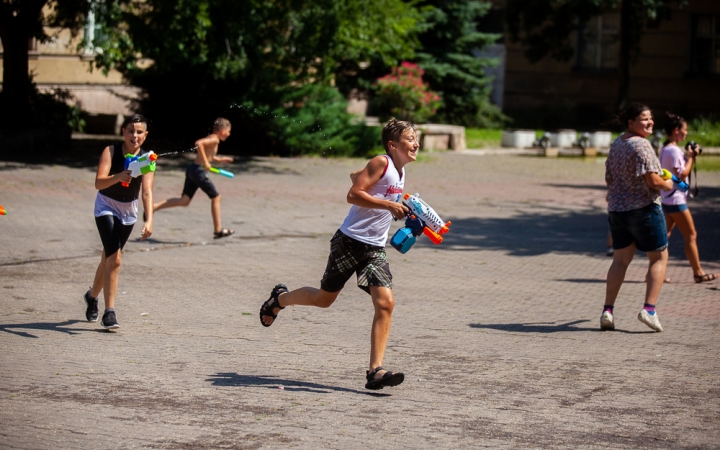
[{"x1": 372, "y1": 62, "x2": 441, "y2": 124}]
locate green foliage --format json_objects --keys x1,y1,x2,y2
[
  {"x1": 372, "y1": 62, "x2": 441, "y2": 124},
  {"x1": 265, "y1": 84, "x2": 382, "y2": 157},
  {"x1": 688, "y1": 116, "x2": 720, "y2": 148},
  {"x1": 89, "y1": 0, "x2": 417, "y2": 155},
  {"x1": 465, "y1": 128, "x2": 502, "y2": 148},
  {"x1": 414, "y1": 0, "x2": 506, "y2": 127}
]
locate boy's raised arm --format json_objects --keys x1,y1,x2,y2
[
  {"x1": 95, "y1": 146, "x2": 131, "y2": 190},
  {"x1": 347, "y1": 156, "x2": 408, "y2": 220}
]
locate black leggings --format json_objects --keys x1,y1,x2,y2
[{"x1": 95, "y1": 215, "x2": 134, "y2": 257}]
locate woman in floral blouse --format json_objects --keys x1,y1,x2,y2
[{"x1": 601, "y1": 103, "x2": 674, "y2": 333}]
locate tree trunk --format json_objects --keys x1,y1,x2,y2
[
  {"x1": 616, "y1": 0, "x2": 633, "y2": 112},
  {"x1": 0, "y1": 0, "x2": 49, "y2": 126},
  {"x1": 0, "y1": 26, "x2": 33, "y2": 122}
]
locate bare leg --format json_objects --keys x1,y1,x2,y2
[
  {"x1": 211, "y1": 194, "x2": 222, "y2": 233},
  {"x1": 260, "y1": 287, "x2": 340, "y2": 326},
  {"x1": 154, "y1": 194, "x2": 191, "y2": 211},
  {"x1": 664, "y1": 212, "x2": 676, "y2": 239},
  {"x1": 644, "y1": 249, "x2": 668, "y2": 306},
  {"x1": 669, "y1": 209, "x2": 714, "y2": 278},
  {"x1": 368, "y1": 287, "x2": 394, "y2": 372},
  {"x1": 90, "y1": 250, "x2": 106, "y2": 298},
  {"x1": 605, "y1": 244, "x2": 636, "y2": 307},
  {"x1": 102, "y1": 250, "x2": 123, "y2": 309}
]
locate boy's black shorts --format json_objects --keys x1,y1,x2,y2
[
  {"x1": 182, "y1": 163, "x2": 219, "y2": 199},
  {"x1": 320, "y1": 230, "x2": 393, "y2": 294}
]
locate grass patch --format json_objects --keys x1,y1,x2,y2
[
  {"x1": 688, "y1": 117, "x2": 720, "y2": 147},
  {"x1": 465, "y1": 128, "x2": 502, "y2": 148},
  {"x1": 695, "y1": 156, "x2": 720, "y2": 172}
]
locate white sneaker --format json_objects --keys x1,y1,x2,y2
[
  {"x1": 600, "y1": 311, "x2": 615, "y2": 330},
  {"x1": 606, "y1": 247, "x2": 614, "y2": 257},
  {"x1": 637, "y1": 309, "x2": 663, "y2": 332}
]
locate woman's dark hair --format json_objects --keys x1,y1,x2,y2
[
  {"x1": 120, "y1": 114, "x2": 149, "y2": 131},
  {"x1": 614, "y1": 102, "x2": 651, "y2": 128},
  {"x1": 662, "y1": 111, "x2": 685, "y2": 145}
]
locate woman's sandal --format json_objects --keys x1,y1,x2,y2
[
  {"x1": 214, "y1": 228, "x2": 235, "y2": 239},
  {"x1": 365, "y1": 366, "x2": 405, "y2": 390},
  {"x1": 259, "y1": 284, "x2": 288, "y2": 327},
  {"x1": 694, "y1": 273, "x2": 719, "y2": 283}
]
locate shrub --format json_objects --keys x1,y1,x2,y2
[
  {"x1": 372, "y1": 62, "x2": 441, "y2": 124},
  {"x1": 266, "y1": 84, "x2": 382, "y2": 157}
]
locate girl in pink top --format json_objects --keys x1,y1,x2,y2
[{"x1": 659, "y1": 112, "x2": 718, "y2": 284}]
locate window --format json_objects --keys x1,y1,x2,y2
[
  {"x1": 82, "y1": 5, "x2": 103, "y2": 54},
  {"x1": 575, "y1": 13, "x2": 619, "y2": 71},
  {"x1": 689, "y1": 15, "x2": 720, "y2": 76}
]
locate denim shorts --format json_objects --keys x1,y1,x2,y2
[
  {"x1": 608, "y1": 203, "x2": 668, "y2": 252},
  {"x1": 662, "y1": 203, "x2": 688, "y2": 214}
]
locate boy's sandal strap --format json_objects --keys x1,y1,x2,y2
[
  {"x1": 365, "y1": 366, "x2": 405, "y2": 390},
  {"x1": 259, "y1": 284, "x2": 288, "y2": 327}
]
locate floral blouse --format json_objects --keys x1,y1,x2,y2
[{"x1": 605, "y1": 136, "x2": 662, "y2": 212}]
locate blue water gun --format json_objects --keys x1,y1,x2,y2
[
  {"x1": 661, "y1": 169, "x2": 689, "y2": 192},
  {"x1": 390, "y1": 215, "x2": 426, "y2": 254}
]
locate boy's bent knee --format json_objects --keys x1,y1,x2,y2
[
  {"x1": 315, "y1": 290, "x2": 339, "y2": 308},
  {"x1": 371, "y1": 292, "x2": 394, "y2": 314}
]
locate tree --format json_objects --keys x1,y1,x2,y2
[
  {"x1": 506, "y1": 0, "x2": 685, "y2": 111},
  {"x1": 90, "y1": 0, "x2": 421, "y2": 154},
  {"x1": 414, "y1": 0, "x2": 505, "y2": 127},
  {"x1": 0, "y1": 0, "x2": 90, "y2": 124}
]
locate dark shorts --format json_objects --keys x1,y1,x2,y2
[
  {"x1": 662, "y1": 203, "x2": 688, "y2": 214},
  {"x1": 182, "y1": 163, "x2": 219, "y2": 199},
  {"x1": 95, "y1": 215, "x2": 134, "y2": 257},
  {"x1": 320, "y1": 230, "x2": 393, "y2": 294},
  {"x1": 608, "y1": 203, "x2": 668, "y2": 253}
]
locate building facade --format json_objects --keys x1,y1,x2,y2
[
  {"x1": 494, "y1": 0, "x2": 720, "y2": 129},
  {"x1": 0, "y1": 12, "x2": 139, "y2": 134}
]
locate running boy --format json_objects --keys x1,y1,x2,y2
[
  {"x1": 153, "y1": 118, "x2": 235, "y2": 238},
  {"x1": 84, "y1": 114, "x2": 154, "y2": 330},
  {"x1": 259, "y1": 119, "x2": 418, "y2": 390}
]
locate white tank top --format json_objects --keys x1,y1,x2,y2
[{"x1": 340, "y1": 155, "x2": 405, "y2": 246}]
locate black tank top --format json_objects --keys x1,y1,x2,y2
[{"x1": 98, "y1": 143, "x2": 149, "y2": 203}]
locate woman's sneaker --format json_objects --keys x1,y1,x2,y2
[
  {"x1": 84, "y1": 290, "x2": 99, "y2": 322},
  {"x1": 600, "y1": 311, "x2": 615, "y2": 330},
  {"x1": 637, "y1": 309, "x2": 663, "y2": 332},
  {"x1": 101, "y1": 310, "x2": 120, "y2": 331}
]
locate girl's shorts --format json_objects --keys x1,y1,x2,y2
[{"x1": 661, "y1": 203, "x2": 688, "y2": 214}]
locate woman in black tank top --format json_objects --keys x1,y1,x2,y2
[{"x1": 83, "y1": 114, "x2": 155, "y2": 331}]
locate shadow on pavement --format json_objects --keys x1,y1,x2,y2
[
  {"x1": 0, "y1": 320, "x2": 89, "y2": 338},
  {"x1": 206, "y1": 372, "x2": 391, "y2": 397},
  {"x1": 1, "y1": 138, "x2": 302, "y2": 176},
  {"x1": 469, "y1": 319, "x2": 654, "y2": 334},
  {"x1": 546, "y1": 183, "x2": 609, "y2": 191},
  {"x1": 555, "y1": 278, "x2": 643, "y2": 284},
  {"x1": 434, "y1": 187, "x2": 719, "y2": 260}
]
